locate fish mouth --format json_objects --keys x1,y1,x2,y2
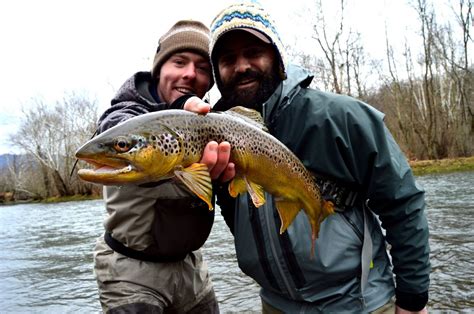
[{"x1": 76, "y1": 157, "x2": 138, "y2": 183}]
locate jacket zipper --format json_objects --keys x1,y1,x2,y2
[
  {"x1": 262, "y1": 197, "x2": 297, "y2": 300},
  {"x1": 340, "y1": 212, "x2": 364, "y2": 242}
]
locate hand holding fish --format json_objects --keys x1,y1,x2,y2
[
  {"x1": 183, "y1": 96, "x2": 211, "y2": 114},
  {"x1": 201, "y1": 141, "x2": 235, "y2": 182},
  {"x1": 184, "y1": 97, "x2": 236, "y2": 183}
]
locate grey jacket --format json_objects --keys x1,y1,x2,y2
[
  {"x1": 214, "y1": 64, "x2": 430, "y2": 312},
  {"x1": 97, "y1": 72, "x2": 214, "y2": 261}
]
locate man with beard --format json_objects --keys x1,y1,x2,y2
[{"x1": 190, "y1": 2, "x2": 430, "y2": 313}]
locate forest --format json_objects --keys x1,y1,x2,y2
[{"x1": 0, "y1": 0, "x2": 472, "y2": 201}]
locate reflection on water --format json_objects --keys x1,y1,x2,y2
[
  {"x1": 422, "y1": 172, "x2": 474, "y2": 310},
  {"x1": 0, "y1": 171, "x2": 472, "y2": 312},
  {"x1": 0, "y1": 201, "x2": 104, "y2": 313}
]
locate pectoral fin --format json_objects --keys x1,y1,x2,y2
[
  {"x1": 246, "y1": 180, "x2": 265, "y2": 208},
  {"x1": 228, "y1": 176, "x2": 247, "y2": 197},
  {"x1": 274, "y1": 199, "x2": 302, "y2": 234},
  {"x1": 174, "y1": 163, "x2": 213, "y2": 210},
  {"x1": 229, "y1": 176, "x2": 266, "y2": 208}
]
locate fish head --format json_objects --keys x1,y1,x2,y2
[{"x1": 75, "y1": 119, "x2": 184, "y2": 185}]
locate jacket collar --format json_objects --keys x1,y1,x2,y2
[{"x1": 263, "y1": 64, "x2": 314, "y2": 125}]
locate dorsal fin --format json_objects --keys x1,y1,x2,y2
[{"x1": 225, "y1": 106, "x2": 269, "y2": 132}]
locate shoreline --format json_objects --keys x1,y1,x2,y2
[
  {"x1": 409, "y1": 156, "x2": 474, "y2": 176},
  {"x1": 2, "y1": 156, "x2": 473, "y2": 205}
]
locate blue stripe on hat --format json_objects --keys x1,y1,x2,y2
[{"x1": 211, "y1": 11, "x2": 281, "y2": 42}]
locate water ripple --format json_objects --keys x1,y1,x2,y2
[{"x1": 0, "y1": 172, "x2": 473, "y2": 312}]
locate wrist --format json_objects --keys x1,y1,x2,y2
[
  {"x1": 395, "y1": 289, "x2": 428, "y2": 311},
  {"x1": 170, "y1": 94, "x2": 196, "y2": 109}
]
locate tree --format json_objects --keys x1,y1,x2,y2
[
  {"x1": 378, "y1": 0, "x2": 473, "y2": 159},
  {"x1": 310, "y1": 0, "x2": 370, "y2": 98},
  {"x1": 9, "y1": 92, "x2": 99, "y2": 198}
]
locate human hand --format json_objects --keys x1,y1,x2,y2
[
  {"x1": 183, "y1": 97, "x2": 234, "y2": 181},
  {"x1": 200, "y1": 141, "x2": 235, "y2": 182},
  {"x1": 395, "y1": 305, "x2": 428, "y2": 314},
  {"x1": 183, "y1": 96, "x2": 211, "y2": 114}
]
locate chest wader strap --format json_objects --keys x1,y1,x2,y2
[
  {"x1": 104, "y1": 232, "x2": 186, "y2": 263},
  {"x1": 360, "y1": 200, "x2": 373, "y2": 308},
  {"x1": 314, "y1": 176, "x2": 359, "y2": 211}
]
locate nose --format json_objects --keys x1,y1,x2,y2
[
  {"x1": 182, "y1": 63, "x2": 197, "y2": 80},
  {"x1": 234, "y1": 54, "x2": 251, "y2": 73}
]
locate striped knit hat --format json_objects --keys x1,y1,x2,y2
[
  {"x1": 151, "y1": 20, "x2": 213, "y2": 89},
  {"x1": 210, "y1": 1, "x2": 287, "y2": 84}
]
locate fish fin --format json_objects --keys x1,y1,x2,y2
[
  {"x1": 225, "y1": 106, "x2": 269, "y2": 132},
  {"x1": 245, "y1": 179, "x2": 266, "y2": 208},
  {"x1": 228, "y1": 176, "x2": 248, "y2": 197},
  {"x1": 274, "y1": 199, "x2": 302, "y2": 234},
  {"x1": 174, "y1": 163, "x2": 213, "y2": 210},
  {"x1": 323, "y1": 199, "x2": 335, "y2": 216},
  {"x1": 228, "y1": 176, "x2": 266, "y2": 208}
]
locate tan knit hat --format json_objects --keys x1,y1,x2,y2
[{"x1": 151, "y1": 20, "x2": 213, "y2": 88}]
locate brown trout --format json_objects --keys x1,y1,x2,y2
[{"x1": 75, "y1": 107, "x2": 334, "y2": 253}]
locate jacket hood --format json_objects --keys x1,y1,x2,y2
[
  {"x1": 111, "y1": 72, "x2": 159, "y2": 107},
  {"x1": 263, "y1": 64, "x2": 314, "y2": 124},
  {"x1": 97, "y1": 72, "x2": 166, "y2": 133},
  {"x1": 281, "y1": 64, "x2": 314, "y2": 96}
]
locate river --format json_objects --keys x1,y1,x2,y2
[{"x1": 0, "y1": 171, "x2": 472, "y2": 313}]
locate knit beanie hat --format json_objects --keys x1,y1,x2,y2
[
  {"x1": 209, "y1": 1, "x2": 287, "y2": 85},
  {"x1": 151, "y1": 20, "x2": 214, "y2": 89}
]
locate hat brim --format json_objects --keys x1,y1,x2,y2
[{"x1": 226, "y1": 27, "x2": 271, "y2": 44}]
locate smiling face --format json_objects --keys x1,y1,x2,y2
[
  {"x1": 157, "y1": 51, "x2": 212, "y2": 104},
  {"x1": 214, "y1": 30, "x2": 280, "y2": 111}
]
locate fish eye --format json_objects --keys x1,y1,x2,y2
[{"x1": 113, "y1": 136, "x2": 133, "y2": 153}]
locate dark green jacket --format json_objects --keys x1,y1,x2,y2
[{"x1": 214, "y1": 64, "x2": 430, "y2": 312}]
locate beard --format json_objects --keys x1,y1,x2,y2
[{"x1": 217, "y1": 68, "x2": 280, "y2": 112}]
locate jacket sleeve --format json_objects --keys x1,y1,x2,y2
[
  {"x1": 97, "y1": 95, "x2": 202, "y2": 193},
  {"x1": 277, "y1": 92, "x2": 430, "y2": 311},
  {"x1": 329, "y1": 100, "x2": 430, "y2": 311},
  {"x1": 365, "y1": 124, "x2": 430, "y2": 311},
  {"x1": 98, "y1": 101, "x2": 160, "y2": 133}
]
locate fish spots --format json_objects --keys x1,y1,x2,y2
[{"x1": 152, "y1": 132, "x2": 181, "y2": 156}]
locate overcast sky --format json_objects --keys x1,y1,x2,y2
[{"x1": 0, "y1": 0, "x2": 454, "y2": 155}]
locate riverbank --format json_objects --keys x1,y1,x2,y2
[
  {"x1": 409, "y1": 156, "x2": 474, "y2": 176},
  {"x1": 2, "y1": 156, "x2": 473, "y2": 205}
]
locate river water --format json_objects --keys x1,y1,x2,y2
[{"x1": 0, "y1": 172, "x2": 472, "y2": 313}]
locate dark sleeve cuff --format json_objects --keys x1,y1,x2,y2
[
  {"x1": 169, "y1": 94, "x2": 196, "y2": 109},
  {"x1": 213, "y1": 182, "x2": 236, "y2": 234},
  {"x1": 395, "y1": 289, "x2": 428, "y2": 311}
]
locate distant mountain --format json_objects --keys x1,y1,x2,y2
[
  {"x1": 0, "y1": 154, "x2": 16, "y2": 169},
  {"x1": 0, "y1": 154, "x2": 31, "y2": 169}
]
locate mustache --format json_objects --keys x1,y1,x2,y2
[{"x1": 227, "y1": 69, "x2": 263, "y2": 86}]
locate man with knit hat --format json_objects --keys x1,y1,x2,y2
[
  {"x1": 189, "y1": 1, "x2": 430, "y2": 313},
  {"x1": 92, "y1": 20, "x2": 219, "y2": 313}
]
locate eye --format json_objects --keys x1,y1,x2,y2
[
  {"x1": 219, "y1": 54, "x2": 235, "y2": 66},
  {"x1": 244, "y1": 47, "x2": 264, "y2": 59},
  {"x1": 172, "y1": 58, "x2": 186, "y2": 67},
  {"x1": 113, "y1": 136, "x2": 133, "y2": 153}
]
